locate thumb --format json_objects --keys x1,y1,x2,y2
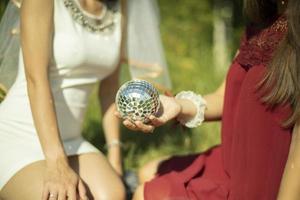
[{"x1": 164, "y1": 90, "x2": 174, "y2": 97}]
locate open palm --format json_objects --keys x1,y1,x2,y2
[{"x1": 119, "y1": 94, "x2": 181, "y2": 133}]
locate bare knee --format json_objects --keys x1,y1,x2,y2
[
  {"x1": 139, "y1": 164, "x2": 150, "y2": 184},
  {"x1": 138, "y1": 158, "x2": 165, "y2": 184},
  {"x1": 133, "y1": 185, "x2": 144, "y2": 200},
  {"x1": 72, "y1": 153, "x2": 126, "y2": 200},
  {"x1": 92, "y1": 179, "x2": 126, "y2": 200}
]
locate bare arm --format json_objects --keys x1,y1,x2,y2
[
  {"x1": 176, "y1": 49, "x2": 230, "y2": 122},
  {"x1": 277, "y1": 123, "x2": 300, "y2": 199},
  {"x1": 99, "y1": 66, "x2": 122, "y2": 175},
  {"x1": 121, "y1": 78, "x2": 226, "y2": 133},
  {"x1": 119, "y1": 49, "x2": 235, "y2": 134},
  {"x1": 21, "y1": 0, "x2": 87, "y2": 199},
  {"x1": 202, "y1": 79, "x2": 226, "y2": 121},
  {"x1": 174, "y1": 79, "x2": 225, "y2": 124},
  {"x1": 120, "y1": 25, "x2": 235, "y2": 133},
  {"x1": 177, "y1": 50, "x2": 239, "y2": 124},
  {"x1": 21, "y1": 0, "x2": 65, "y2": 165}
]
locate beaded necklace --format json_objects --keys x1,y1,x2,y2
[{"x1": 63, "y1": 0, "x2": 117, "y2": 34}]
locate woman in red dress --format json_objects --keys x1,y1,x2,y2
[{"x1": 120, "y1": 0, "x2": 300, "y2": 199}]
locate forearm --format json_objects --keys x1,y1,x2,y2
[
  {"x1": 175, "y1": 92, "x2": 223, "y2": 123},
  {"x1": 99, "y1": 67, "x2": 121, "y2": 145},
  {"x1": 27, "y1": 80, "x2": 67, "y2": 162},
  {"x1": 100, "y1": 76, "x2": 122, "y2": 173},
  {"x1": 102, "y1": 104, "x2": 122, "y2": 167},
  {"x1": 102, "y1": 103, "x2": 121, "y2": 145},
  {"x1": 203, "y1": 92, "x2": 223, "y2": 121}
]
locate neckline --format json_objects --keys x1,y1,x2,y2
[{"x1": 73, "y1": 0, "x2": 107, "y2": 20}]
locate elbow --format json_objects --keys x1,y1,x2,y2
[
  {"x1": 26, "y1": 74, "x2": 38, "y2": 86},
  {"x1": 25, "y1": 71, "x2": 48, "y2": 87}
]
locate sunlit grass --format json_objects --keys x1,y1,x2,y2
[{"x1": 82, "y1": 0, "x2": 234, "y2": 170}]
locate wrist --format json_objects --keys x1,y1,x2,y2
[
  {"x1": 175, "y1": 91, "x2": 207, "y2": 128},
  {"x1": 45, "y1": 148, "x2": 68, "y2": 166},
  {"x1": 105, "y1": 139, "x2": 123, "y2": 149},
  {"x1": 175, "y1": 98, "x2": 195, "y2": 119}
]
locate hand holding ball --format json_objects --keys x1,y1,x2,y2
[{"x1": 115, "y1": 80, "x2": 160, "y2": 123}]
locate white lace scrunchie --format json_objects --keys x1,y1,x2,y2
[{"x1": 175, "y1": 91, "x2": 207, "y2": 128}]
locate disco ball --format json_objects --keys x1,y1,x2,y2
[{"x1": 116, "y1": 80, "x2": 160, "y2": 123}]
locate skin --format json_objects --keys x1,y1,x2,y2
[{"x1": 0, "y1": 0, "x2": 126, "y2": 199}]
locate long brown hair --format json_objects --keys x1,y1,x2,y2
[{"x1": 245, "y1": 0, "x2": 300, "y2": 127}]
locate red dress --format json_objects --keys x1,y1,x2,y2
[{"x1": 144, "y1": 16, "x2": 292, "y2": 200}]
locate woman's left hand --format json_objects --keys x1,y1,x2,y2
[{"x1": 116, "y1": 95, "x2": 182, "y2": 133}]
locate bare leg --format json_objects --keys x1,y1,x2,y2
[
  {"x1": 133, "y1": 157, "x2": 170, "y2": 200},
  {"x1": 0, "y1": 152, "x2": 125, "y2": 200},
  {"x1": 0, "y1": 160, "x2": 44, "y2": 200},
  {"x1": 69, "y1": 152, "x2": 126, "y2": 200},
  {"x1": 138, "y1": 157, "x2": 169, "y2": 184},
  {"x1": 132, "y1": 185, "x2": 144, "y2": 200}
]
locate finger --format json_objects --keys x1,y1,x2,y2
[
  {"x1": 149, "y1": 115, "x2": 165, "y2": 127},
  {"x1": 114, "y1": 111, "x2": 122, "y2": 118},
  {"x1": 67, "y1": 187, "x2": 77, "y2": 200},
  {"x1": 47, "y1": 193, "x2": 58, "y2": 200},
  {"x1": 42, "y1": 187, "x2": 50, "y2": 200},
  {"x1": 164, "y1": 91, "x2": 174, "y2": 97},
  {"x1": 78, "y1": 180, "x2": 88, "y2": 200},
  {"x1": 47, "y1": 189, "x2": 58, "y2": 200},
  {"x1": 58, "y1": 190, "x2": 67, "y2": 200},
  {"x1": 135, "y1": 121, "x2": 155, "y2": 133},
  {"x1": 123, "y1": 120, "x2": 138, "y2": 131}
]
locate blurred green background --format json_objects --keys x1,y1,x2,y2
[{"x1": 0, "y1": 0, "x2": 245, "y2": 171}]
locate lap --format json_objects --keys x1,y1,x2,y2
[
  {"x1": 142, "y1": 146, "x2": 228, "y2": 200},
  {"x1": 0, "y1": 152, "x2": 125, "y2": 200}
]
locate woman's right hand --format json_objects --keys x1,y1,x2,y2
[{"x1": 42, "y1": 158, "x2": 88, "y2": 200}]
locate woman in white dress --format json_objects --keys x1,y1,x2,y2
[{"x1": 0, "y1": 0, "x2": 127, "y2": 199}]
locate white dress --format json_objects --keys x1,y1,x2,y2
[{"x1": 0, "y1": 0, "x2": 121, "y2": 189}]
